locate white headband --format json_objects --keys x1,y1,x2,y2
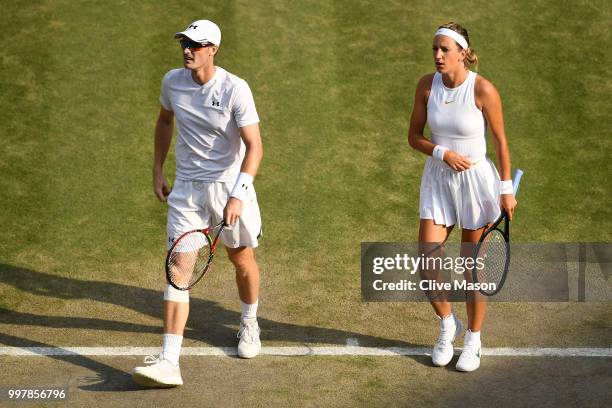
[{"x1": 434, "y1": 28, "x2": 468, "y2": 49}]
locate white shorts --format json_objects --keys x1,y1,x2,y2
[
  {"x1": 166, "y1": 179, "x2": 262, "y2": 250},
  {"x1": 419, "y1": 157, "x2": 501, "y2": 230}
]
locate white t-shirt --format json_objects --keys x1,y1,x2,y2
[{"x1": 159, "y1": 66, "x2": 260, "y2": 182}]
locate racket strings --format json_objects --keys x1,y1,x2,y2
[
  {"x1": 476, "y1": 231, "x2": 508, "y2": 288},
  {"x1": 167, "y1": 232, "x2": 212, "y2": 289}
]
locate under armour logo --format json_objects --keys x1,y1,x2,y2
[
  {"x1": 189, "y1": 24, "x2": 198, "y2": 29},
  {"x1": 212, "y1": 100, "x2": 220, "y2": 107}
]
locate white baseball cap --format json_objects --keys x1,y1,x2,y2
[{"x1": 174, "y1": 20, "x2": 221, "y2": 46}]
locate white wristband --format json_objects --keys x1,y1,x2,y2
[
  {"x1": 432, "y1": 145, "x2": 448, "y2": 161},
  {"x1": 230, "y1": 172, "x2": 254, "y2": 203},
  {"x1": 499, "y1": 180, "x2": 513, "y2": 195}
]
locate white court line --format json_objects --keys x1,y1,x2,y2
[{"x1": 0, "y1": 347, "x2": 610, "y2": 357}]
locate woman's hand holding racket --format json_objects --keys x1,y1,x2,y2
[
  {"x1": 471, "y1": 169, "x2": 523, "y2": 296},
  {"x1": 500, "y1": 192, "x2": 517, "y2": 220}
]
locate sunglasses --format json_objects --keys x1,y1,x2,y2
[{"x1": 179, "y1": 39, "x2": 214, "y2": 50}]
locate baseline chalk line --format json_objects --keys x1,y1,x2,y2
[{"x1": 0, "y1": 347, "x2": 610, "y2": 357}]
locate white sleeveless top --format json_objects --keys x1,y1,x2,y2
[{"x1": 427, "y1": 71, "x2": 486, "y2": 162}]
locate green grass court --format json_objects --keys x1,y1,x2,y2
[{"x1": 1, "y1": 0, "x2": 610, "y2": 406}]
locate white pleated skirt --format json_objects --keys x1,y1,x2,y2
[{"x1": 419, "y1": 157, "x2": 501, "y2": 230}]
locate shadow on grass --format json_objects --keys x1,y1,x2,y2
[{"x1": 0, "y1": 264, "x2": 426, "y2": 391}]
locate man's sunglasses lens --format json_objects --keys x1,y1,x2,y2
[{"x1": 180, "y1": 39, "x2": 203, "y2": 49}]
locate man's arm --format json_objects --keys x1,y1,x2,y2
[
  {"x1": 153, "y1": 107, "x2": 175, "y2": 202},
  {"x1": 237, "y1": 123, "x2": 263, "y2": 176},
  {"x1": 224, "y1": 123, "x2": 263, "y2": 225}
]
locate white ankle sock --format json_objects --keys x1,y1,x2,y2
[
  {"x1": 465, "y1": 330, "x2": 481, "y2": 345},
  {"x1": 240, "y1": 300, "x2": 258, "y2": 320},
  {"x1": 439, "y1": 312, "x2": 456, "y2": 330},
  {"x1": 162, "y1": 333, "x2": 183, "y2": 365}
]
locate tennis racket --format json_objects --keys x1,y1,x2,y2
[
  {"x1": 471, "y1": 169, "x2": 523, "y2": 296},
  {"x1": 165, "y1": 221, "x2": 226, "y2": 290}
]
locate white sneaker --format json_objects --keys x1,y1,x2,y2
[
  {"x1": 456, "y1": 340, "x2": 481, "y2": 372},
  {"x1": 431, "y1": 313, "x2": 463, "y2": 367},
  {"x1": 237, "y1": 318, "x2": 261, "y2": 359},
  {"x1": 132, "y1": 354, "x2": 183, "y2": 387}
]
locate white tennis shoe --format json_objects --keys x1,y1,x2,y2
[
  {"x1": 132, "y1": 354, "x2": 183, "y2": 387},
  {"x1": 431, "y1": 313, "x2": 463, "y2": 367},
  {"x1": 456, "y1": 337, "x2": 482, "y2": 372},
  {"x1": 237, "y1": 318, "x2": 261, "y2": 359}
]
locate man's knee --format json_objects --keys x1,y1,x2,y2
[{"x1": 227, "y1": 247, "x2": 257, "y2": 271}]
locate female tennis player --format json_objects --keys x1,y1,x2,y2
[{"x1": 408, "y1": 22, "x2": 517, "y2": 372}]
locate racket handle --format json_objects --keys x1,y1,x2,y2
[{"x1": 512, "y1": 169, "x2": 524, "y2": 195}]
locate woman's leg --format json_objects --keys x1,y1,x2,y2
[
  {"x1": 461, "y1": 226, "x2": 488, "y2": 331},
  {"x1": 455, "y1": 225, "x2": 489, "y2": 372},
  {"x1": 420, "y1": 219, "x2": 464, "y2": 367},
  {"x1": 419, "y1": 219, "x2": 453, "y2": 317}
]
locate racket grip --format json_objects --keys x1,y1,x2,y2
[{"x1": 512, "y1": 169, "x2": 524, "y2": 195}]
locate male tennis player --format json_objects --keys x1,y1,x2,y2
[{"x1": 132, "y1": 19, "x2": 263, "y2": 387}]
